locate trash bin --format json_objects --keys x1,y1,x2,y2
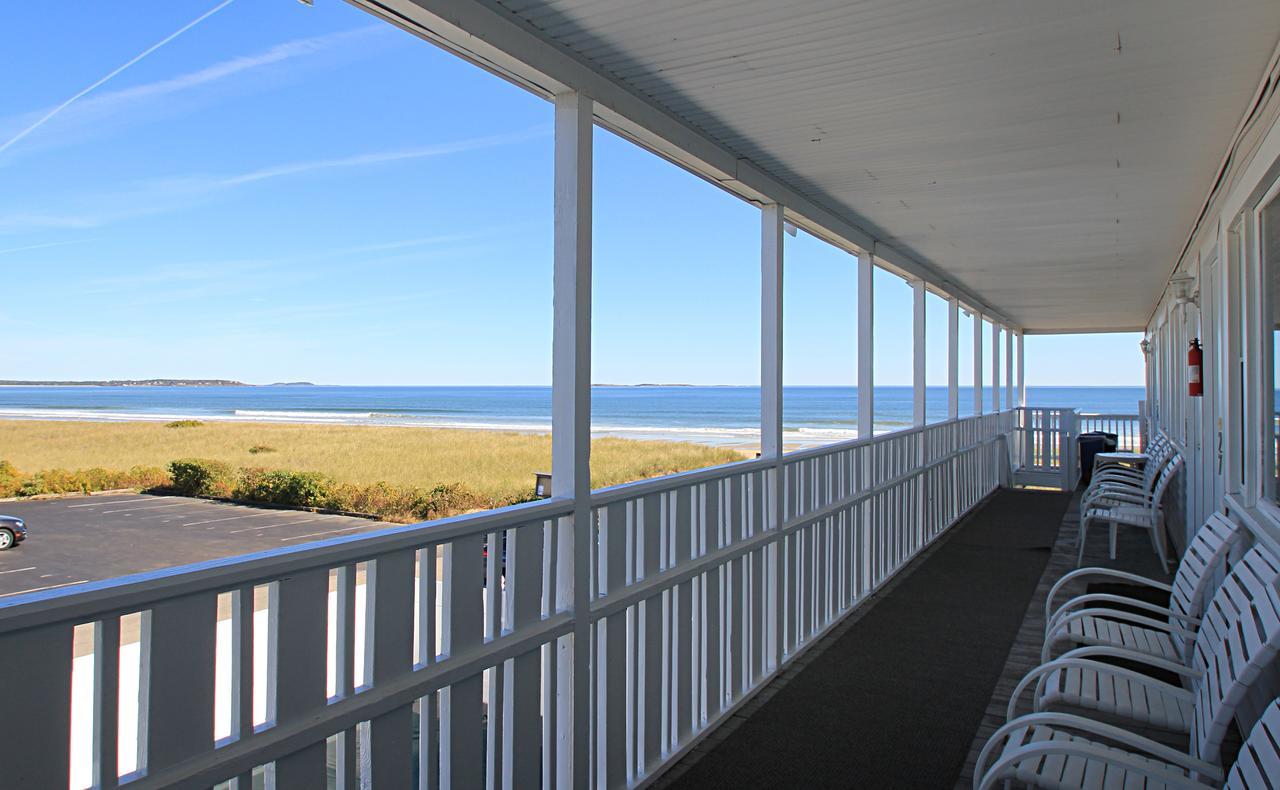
[{"x1": 1077, "y1": 431, "x2": 1118, "y2": 486}]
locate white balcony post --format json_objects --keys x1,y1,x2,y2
[
  {"x1": 761, "y1": 203, "x2": 784, "y2": 673},
  {"x1": 761, "y1": 205, "x2": 784, "y2": 458},
  {"x1": 947, "y1": 297, "x2": 959, "y2": 419},
  {"x1": 552, "y1": 90, "x2": 592, "y2": 790},
  {"x1": 1017, "y1": 331, "x2": 1026, "y2": 406},
  {"x1": 973, "y1": 311, "x2": 984, "y2": 415},
  {"x1": 1005, "y1": 328, "x2": 1014, "y2": 410},
  {"x1": 912, "y1": 279, "x2": 926, "y2": 427},
  {"x1": 858, "y1": 251, "x2": 875, "y2": 438},
  {"x1": 991, "y1": 322, "x2": 1001, "y2": 413}
]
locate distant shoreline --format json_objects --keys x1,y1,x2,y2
[{"x1": 0, "y1": 380, "x2": 316, "y2": 387}]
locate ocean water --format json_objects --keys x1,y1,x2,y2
[{"x1": 0, "y1": 385, "x2": 1144, "y2": 448}]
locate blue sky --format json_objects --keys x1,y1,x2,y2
[{"x1": 0, "y1": 0, "x2": 1143, "y2": 387}]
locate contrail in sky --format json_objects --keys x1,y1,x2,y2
[{"x1": 0, "y1": 0, "x2": 238, "y2": 157}]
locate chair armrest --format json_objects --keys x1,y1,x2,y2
[
  {"x1": 1009, "y1": 655, "x2": 1196, "y2": 723},
  {"x1": 1045, "y1": 568, "x2": 1171, "y2": 623},
  {"x1": 1046, "y1": 593, "x2": 1196, "y2": 637},
  {"x1": 976, "y1": 712, "x2": 1221, "y2": 790}
]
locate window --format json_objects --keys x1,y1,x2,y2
[{"x1": 1261, "y1": 195, "x2": 1280, "y2": 503}]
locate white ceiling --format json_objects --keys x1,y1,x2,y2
[{"x1": 491, "y1": 0, "x2": 1280, "y2": 331}]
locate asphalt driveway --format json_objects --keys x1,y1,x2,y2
[{"x1": 0, "y1": 493, "x2": 390, "y2": 597}]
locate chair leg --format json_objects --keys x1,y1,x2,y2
[
  {"x1": 1077, "y1": 515, "x2": 1088, "y2": 566},
  {"x1": 1152, "y1": 517, "x2": 1169, "y2": 571},
  {"x1": 1109, "y1": 520, "x2": 1118, "y2": 560}
]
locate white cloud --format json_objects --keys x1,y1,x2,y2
[
  {"x1": 0, "y1": 25, "x2": 389, "y2": 162},
  {"x1": 0, "y1": 126, "x2": 551, "y2": 234},
  {"x1": 0, "y1": 239, "x2": 94, "y2": 257}
]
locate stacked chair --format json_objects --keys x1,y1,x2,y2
[
  {"x1": 1077, "y1": 433, "x2": 1183, "y2": 568},
  {"x1": 974, "y1": 512, "x2": 1280, "y2": 788}
]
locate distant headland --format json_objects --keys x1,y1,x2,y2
[{"x1": 0, "y1": 379, "x2": 257, "y2": 387}]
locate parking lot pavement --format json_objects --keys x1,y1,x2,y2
[{"x1": 0, "y1": 494, "x2": 392, "y2": 597}]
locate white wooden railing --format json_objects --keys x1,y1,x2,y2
[
  {"x1": 1011, "y1": 407, "x2": 1079, "y2": 490},
  {"x1": 1077, "y1": 412, "x2": 1144, "y2": 452},
  {"x1": 0, "y1": 411, "x2": 1019, "y2": 790},
  {"x1": 1011, "y1": 407, "x2": 1146, "y2": 490}
]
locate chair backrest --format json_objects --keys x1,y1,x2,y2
[
  {"x1": 1225, "y1": 697, "x2": 1280, "y2": 789},
  {"x1": 1143, "y1": 437, "x2": 1175, "y2": 482},
  {"x1": 1169, "y1": 512, "x2": 1246, "y2": 658},
  {"x1": 1190, "y1": 547, "x2": 1280, "y2": 764},
  {"x1": 1149, "y1": 452, "x2": 1183, "y2": 505}
]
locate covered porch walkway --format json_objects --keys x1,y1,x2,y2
[{"x1": 656, "y1": 487, "x2": 1171, "y2": 789}]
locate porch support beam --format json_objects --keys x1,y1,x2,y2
[
  {"x1": 551, "y1": 89, "x2": 592, "y2": 789},
  {"x1": 761, "y1": 204, "x2": 784, "y2": 458},
  {"x1": 1005, "y1": 328, "x2": 1014, "y2": 409},
  {"x1": 858, "y1": 253, "x2": 875, "y2": 438},
  {"x1": 973, "y1": 312, "x2": 984, "y2": 415},
  {"x1": 1017, "y1": 332, "x2": 1026, "y2": 406},
  {"x1": 912, "y1": 279, "x2": 926, "y2": 426},
  {"x1": 991, "y1": 322, "x2": 1001, "y2": 412},
  {"x1": 947, "y1": 297, "x2": 959, "y2": 419}
]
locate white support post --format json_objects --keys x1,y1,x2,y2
[
  {"x1": 973, "y1": 312, "x2": 984, "y2": 415},
  {"x1": 761, "y1": 205, "x2": 784, "y2": 458},
  {"x1": 1005, "y1": 328, "x2": 1014, "y2": 410},
  {"x1": 858, "y1": 251, "x2": 875, "y2": 438},
  {"x1": 947, "y1": 297, "x2": 959, "y2": 420},
  {"x1": 552, "y1": 90, "x2": 592, "y2": 790},
  {"x1": 1017, "y1": 332, "x2": 1026, "y2": 406},
  {"x1": 912, "y1": 280, "x2": 926, "y2": 427},
  {"x1": 991, "y1": 322, "x2": 1001, "y2": 413}
]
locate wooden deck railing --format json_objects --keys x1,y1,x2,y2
[{"x1": 0, "y1": 410, "x2": 1018, "y2": 789}]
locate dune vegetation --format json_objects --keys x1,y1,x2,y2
[{"x1": 0, "y1": 420, "x2": 745, "y2": 521}]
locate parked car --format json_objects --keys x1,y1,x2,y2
[{"x1": 0, "y1": 515, "x2": 27, "y2": 550}]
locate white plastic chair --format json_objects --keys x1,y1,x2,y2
[
  {"x1": 1007, "y1": 547, "x2": 1280, "y2": 744},
  {"x1": 1085, "y1": 433, "x2": 1172, "y2": 499},
  {"x1": 1077, "y1": 454, "x2": 1183, "y2": 568},
  {"x1": 1082, "y1": 439, "x2": 1175, "y2": 509},
  {"x1": 1043, "y1": 512, "x2": 1241, "y2": 663},
  {"x1": 978, "y1": 553, "x2": 1280, "y2": 788},
  {"x1": 975, "y1": 695, "x2": 1280, "y2": 789}
]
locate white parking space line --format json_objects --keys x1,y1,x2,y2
[
  {"x1": 100, "y1": 502, "x2": 191, "y2": 514},
  {"x1": 1, "y1": 579, "x2": 88, "y2": 597},
  {"x1": 227, "y1": 519, "x2": 319, "y2": 535},
  {"x1": 183, "y1": 511, "x2": 285, "y2": 527},
  {"x1": 67, "y1": 497, "x2": 172, "y2": 508},
  {"x1": 0, "y1": 566, "x2": 36, "y2": 575},
  {"x1": 280, "y1": 525, "x2": 365, "y2": 542}
]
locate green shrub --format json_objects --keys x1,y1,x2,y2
[
  {"x1": 169, "y1": 458, "x2": 236, "y2": 497},
  {"x1": 165, "y1": 420, "x2": 205, "y2": 428},
  {"x1": 247, "y1": 445, "x2": 276, "y2": 454},
  {"x1": 235, "y1": 468, "x2": 335, "y2": 509}
]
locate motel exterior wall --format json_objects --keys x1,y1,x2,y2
[{"x1": 1144, "y1": 50, "x2": 1280, "y2": 557}]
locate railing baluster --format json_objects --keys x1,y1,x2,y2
[
  {"x1": 144, "y1": 592, "x2": 217, "y2": 774},
  {"x1": 272, "y1": 569, "x2": 330, "y2": 788},
  {"x1": 369, "y1": 551, "x2": 415, "y2": 787},
  {"x1": 94, "y1": 615, "x2": 121, "y2": 790},
  {"x1": 503, "y1": 523, "x2": 543, "y2": 789},
  {"x1": 0, "y1": 622, "x2": 73, "y2": 787},
  {"x1": 439, "y1": 537, "x2": 483, "y2": 789}
]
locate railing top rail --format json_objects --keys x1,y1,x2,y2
[
  {"x1": 0, "y1": 407, "x2": 1027, "y2": 632},
  {"x1": 589, "y1": 409, "x2": 1018, "y2": 506},
  {"x1": 0, "y1": 495, "x2": 574, "y2": 636},
  {"x1": 1078, "y1": 412, "x2": 1142, "y2": 418}
]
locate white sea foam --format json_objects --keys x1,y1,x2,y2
[
  {"x1": 234, "y1": 409, "x2": 374, "y2": 419},
  {"x1": 0, "y1": 407, "x2": 868, "y2": 448}
]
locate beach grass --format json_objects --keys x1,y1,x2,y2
[{"x1": 0, "y1": 419, "x2": 745, "y2": 503}]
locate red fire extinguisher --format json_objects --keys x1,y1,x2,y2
[{"x1": 1188, "y1": 338, "x2": 1203, "y2": 397}]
